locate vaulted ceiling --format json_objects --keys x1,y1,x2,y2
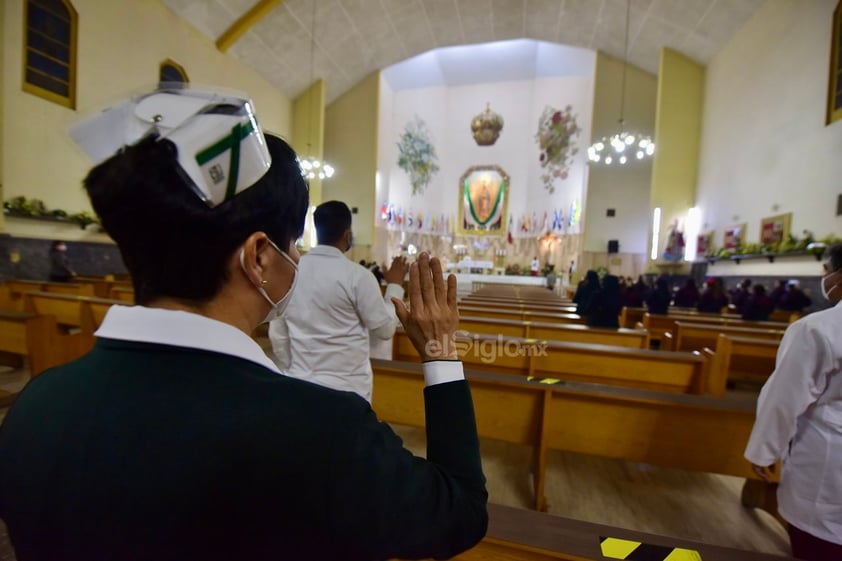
[{"x1": 163, "y1": 0, "x2": 765, "y2": 103}]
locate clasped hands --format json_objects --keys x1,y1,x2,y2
[{"x1": 393, "y1": 253, "x2": 458, "y2": 362}]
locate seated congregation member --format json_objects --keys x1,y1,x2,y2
[
  {"x1": 269, "y1": 201, "x2": 408, "y2": 402},
  {"x1": 0, "y1": 87, "x2": 487, "y2": 561},
  {"x1": 745, "y1": 243, "x2": 842, "y2": 560},
  {"x1": 769, "y1": 278, "x2": 787, "y2": 308},
  {"x1": 47, "y1": 240, "x2": 76, "y2": 282},
  {"x1": 778, "y1": 280, "x2": 812, "y2": 313},
  {"x1": 673, "y1": 278, "x2": 700, "y2": 308},
  {"x1": 741, "y1": 284, "x2": 773, "y2": 321},
  {"x1": 582, "y1": 274, "x2": 622, "y2": 329},
  {"x1": 645, "y1": 275, "x2": 672, "y2": 315},
  {"x1": 697, "y1": 277, "x2": 729, "y2": 314},
  {"x1": 730, "y1": 278, "x2": 752, "y2": 315},
  {"x1": 573, "y1": 269, "x2": 599, "y2": 316},
  {"x1": 622, "y1": 275, "x2": 647, "y2": 308}
]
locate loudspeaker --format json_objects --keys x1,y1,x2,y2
[{"x1": 607, "y1": 240, "x2": 619, "y2": 254}]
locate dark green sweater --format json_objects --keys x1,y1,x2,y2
[{"x1": 0, "y1": 338, "x2": 487, "y2": 560}]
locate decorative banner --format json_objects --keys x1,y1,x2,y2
[{"x1": 458, "y1": 165, "x2": 509, "y2": 236}]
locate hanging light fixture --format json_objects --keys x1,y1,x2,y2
[
  {"x1": 587, "y1": 0, "x2": 655, "y2": 166},
  {"x1": 298, "y1": 0, "x2": 334, "y2": 180}
]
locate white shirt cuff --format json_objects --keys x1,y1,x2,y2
[
  {"x1": 384, "y1": 283, "x2": 404, "y2": 300},
  {"x1": 422, "y1": 360, "x2": 465, "y2": 386}
]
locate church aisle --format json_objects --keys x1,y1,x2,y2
[{"x1": 391, "y1": 424, "x2": 790, "y2": 557}]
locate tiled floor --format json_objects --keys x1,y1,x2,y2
[{"x1": 0, "y1": 366, "x2": 789, "y2": 558}]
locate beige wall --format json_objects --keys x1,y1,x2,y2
[
  {"x1": 583, "y1": 52, "x2": 657, "y2": 257},
  {"x1": 649, "y1": 48, "x2": 705, "y2": 266},
  {"x1": 324, "y1": 72, "x2": 379, "y2": 254},
  {"x1": 292, "y1": 79, "x2": 325, "y2": 208},
  {"x1": 2, "y1": 0, "x2": 291, "y2": 236},
  {"x1": 696, "y1": 0, "x2": 842, "y2": 246}
]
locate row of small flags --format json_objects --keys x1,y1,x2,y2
[{"x1": 380, "y1": 203, "x2": 579, "y2": 239}]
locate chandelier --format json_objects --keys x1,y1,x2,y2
[
  {"x1": 299, "y1": 0, "x2": 334, "y2": 181},
  {"x1": 587, "y1": 0, "x2": 655, "y2": 166}
]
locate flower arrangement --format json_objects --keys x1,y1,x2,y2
[
  {"x1": 535, "y1": 105, "x2": 580, "y2": 193},
  {"x1": 397, "y1": 116, "x2": 440, "y2": 196},
  {"x1": 4, "y1": 195, "x2": 100, "y2": 230}
]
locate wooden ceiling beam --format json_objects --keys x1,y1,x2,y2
[{"x1": 216, "y1": 0, "x2": 283, "y2": 52}]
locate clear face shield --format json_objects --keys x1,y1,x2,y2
[{"x1": 69, "y1": 84, "x2": 272, "y2": 207}]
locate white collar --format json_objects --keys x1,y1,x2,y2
[
  {"x1": 308, "y1": 245, "x2": 345, "y2": 257},
  {"x1": 95, "y1": 305, "x2": 281, "y2": 374}
]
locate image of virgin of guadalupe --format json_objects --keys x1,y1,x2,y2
[{"x1": 461, "y1": 168, "x2": 506, "y2": 232}]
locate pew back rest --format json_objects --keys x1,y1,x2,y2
[
  {"x1": 673, "y1": 321, "x2": 785, "y2": 353},
  {"x1": 0, "y1": 310, "x2": 59, "y2": 375},
  {"x1": 706, "y1": 334, "x2": 779, "y2": 396},
  {"x1": 22, "y1": 292, "x2": 122, "y2": 332},
  {"x1": 393, "y1": 330, "x2": 706, "y2": 393},
  {"x1": 458, "y1": 306, "x2": 585, "y2": 324},
  {"x1": 458, "y1": 316, "x2": 648, "y2": 349}
]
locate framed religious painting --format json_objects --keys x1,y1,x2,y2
[
  {"x1": 696, "y1": 231, "x2": 714, "y2": 256},
  {"x1": 457, "y1": 165, "x2": 509, "y2": 236},
  {"x1": 723, "y1": 223, "x2": 746, "y2": 250},
  {"x1": 759, "y1": 213, "x2": 791, "y2": 247}
]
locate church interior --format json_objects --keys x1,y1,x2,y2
[{"x1": 2, "y1": 0, "x2": 842, "y2": 559}]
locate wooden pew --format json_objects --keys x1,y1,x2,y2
[
  {"x1": 619, "y1": 306, "x2": 647, "y2": 328},
  {"x1": 110, "y1": 286, "x2": 135, "y2": 303},
  {"x1": 22, "y1": 291, "x2": 122, "y2": 333},
  {"x1": 641, "y1": 313, "x2": 789, "y2": 347},
  {"x1": 705, "y1": 334, "x2": 779, "y2": 396},
  {"x1": 392, "y1": 331, "x2": 707, "y2": 394},
  {"x1": 371, "y1": 360, "x2": 778, "y2": 519},
  {"x1": 669, "y1": 322, "x2": 786, "y2": 354},
  {"x1": 5, "y1": 279, "x2": 97, "y2": 307},
  {"x1": 459, "y1": 316, "x2": 649, "y2": 349},
  {"x1": 461, "y1": 298, "x2": 577, "y2": 314},
  {"x1": 458, "y1": 305, "x2": 585, "y2": 324},
  {"x1": 0, "y1": 311, "x2": 60, "y2": 380},
  {"x1": 455, "y1": 503, "x2": 791, "y2": 561}
]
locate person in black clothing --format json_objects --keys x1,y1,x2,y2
[
  {"x1": 674, "y1": 278, "x2": 700, "y2": 308},
  {"x1": 730, "y1": 278, "x2": 752, "y2": 314},
  {"x1": 646, "y1": 275, "x2": 672, "y2": 315},
  {"x1": 48, "y1": 240, "x2": 76, "y2": 282},
  {"x1": 769, "y1": 279, "x2": 787, "y2": 309},
  {"x1": 573, "y1": 269, "x2": 600, "y2": 316},
  {"x1": 583, "y1": 274, "x2": 622, "y2": 329},
  {"x1": 0, "y1": 88, "x2": 487, "y2": 561},
  {"x1": 698, "y1": 277, "x2": 729, "y2": 314},
  {"x1": 778, "y1": 281, "x2": 812, "y2": 313},
  {"x1": 742, "y1": 284, "x2": 774, "y2": 321}
]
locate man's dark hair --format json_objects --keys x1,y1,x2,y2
[
  {"x1": 826, "y1": 242, "x2": 842, "y2": 273},
  {"x1": 314, "y1": 200, "x2": 352, "y2": 245},
  {"x1": 83, "y1": 134, "x2": 308, "y2": 306}
]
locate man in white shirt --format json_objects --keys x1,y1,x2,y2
[
  {"x1": 269, "y1": 200, "x2": 408, "y2": 401},
  {"x1": 745, "y1": 243, "x2": 842, "y2": 560}
]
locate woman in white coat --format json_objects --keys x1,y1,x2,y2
[{"x1": 745, "y1": 242, "x2": 842, "y2": 559}]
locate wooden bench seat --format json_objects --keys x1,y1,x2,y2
[
  {"x1": 392, "y1": 330, "x2": 706, "y2": 394},
  {"x1": 669, "y1": 322, "x2": 786, "y2": 353},
  {"x1": 641, "y1": 313, "x2": 789, "y2": 347},
  {"x1": 458, "y1": 316, "x2": 649, "y2": 348},
  {"x1": 705, "y1": 334, "x2": 779, "y2": 396},
  {"x1": 5, "y1": 279, "x2": 96, "y2": 298},
  {"x1": 0, "y1": 310, "x2": 58, "y2": 383},
  {"x1": 372, "y1": 359, "x2": 778, "y2": 517},
  {"x1": 458, "y1": 305, "x2": 585, "y2": 324},
  {"x1": 461, "y1": 298, "x2": 577, "y2": 314},
  {"x1": 22, "y1": 291, "x2": 122, "y2": 333}
]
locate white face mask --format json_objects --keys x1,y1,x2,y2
[
  {"x1": 821, "y1": 271, "x2": 839, "y2": 302},
  {"x1": 240, "y1": 240, "x2": 298, "y2": 324}
]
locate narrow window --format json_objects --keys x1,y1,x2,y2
[{"x1": 23, "y1": 0, "x2": 77, "y2": 109}]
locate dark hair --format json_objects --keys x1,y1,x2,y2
[
  {"x1": 83, "y1": 134, "x2": 308, "y2": 305},
  {"x1": 826, "y1": 243, "x2": 842, "y2": 273},
  {"x1": 314, "y1": 200, "x2": 351, "y2": 245}
]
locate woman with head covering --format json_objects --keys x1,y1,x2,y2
[
  {"x1": 0, "y1": 87, "x2": 487, "y2": 560},
  {"x1": 583, "y1": 274, "x2": 623, "y2": 329}
]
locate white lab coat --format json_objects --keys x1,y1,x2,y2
[{"x1": 744, "y1": 299, "x2": 842, "y2": 543}]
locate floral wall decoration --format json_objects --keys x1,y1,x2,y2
[
  {"x1": 397, "y1": 115, "x2": 440, "y2": 196},
  {"x1": 535, "y1": 105, "x2": 580, "y2": 193}
]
